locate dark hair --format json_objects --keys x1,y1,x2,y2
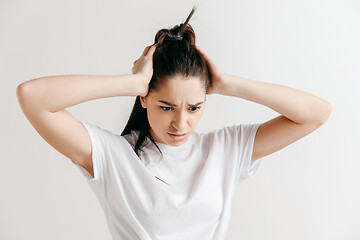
[{"x1": 121, "y1": 5, "x2": 211, "y2": 157}]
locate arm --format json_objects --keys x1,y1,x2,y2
[
  {"x1": 16, "y1": 44, "x2": 157, "y2": 178},
  {"x1": 16, "y1": 74, "x2": 146, "y2": 178},
  {"x1": 17, "y1": 42, "x2": 157, "y2": 113},
  {"x1": 218, "y1": 74, "x2": 332, "y2": 162},
  {"x1": 218, "y1": 74, "x2": 332, "y2": 125},
  {"x1": 195, "y1": 45, "x2": 332, "y2": 162},
  {"x1": 17, "y1": 74, "x2": 146, "y2": 113}
]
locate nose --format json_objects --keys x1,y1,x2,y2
[{"x1": 171, "y1": 110, "x2": 188, "y2": 132}]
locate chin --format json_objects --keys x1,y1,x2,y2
[{"x1": 170, "y1": 141, "x2": 184, "y2": 146}]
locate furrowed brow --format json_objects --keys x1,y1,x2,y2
[{"x1": 158, "y1": 100, "x2": 204, "y2": 107}]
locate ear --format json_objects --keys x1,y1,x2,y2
[{"x1": 139, "y1": 96, "x2": 147, "y2": 109}]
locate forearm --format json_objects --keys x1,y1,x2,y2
[
  {"x1": 17, "y1": 74, "x2": 144, "y2": 112},
  {"x1": 218, "y1": 74, "x2": 332, "y2": 124}
]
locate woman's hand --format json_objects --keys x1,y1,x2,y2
[
  {"x1": 195, "y1": 45, "x2": 229, "y2": 95},
  {"x1": 132, "y1": 43, "x2": 158, "y2": 96}
]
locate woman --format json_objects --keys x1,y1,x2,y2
[{"x1": 16, "y1": 6, "x2": 332, "y2": 240}]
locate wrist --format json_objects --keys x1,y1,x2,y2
[
  {"x1": 132, "y1": 73, "x2": 149, "y2": 96},
  {"x1": 215, "y1": 73, "x2": 232, "y2": 95}
]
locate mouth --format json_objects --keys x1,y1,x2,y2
[
  {"x1": 168, "y1": 133, "x2": 187, "y2": 136},
  {"x1": 168, "y1": 132, "x2": 188, "y2": 141}
]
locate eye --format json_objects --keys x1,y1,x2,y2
[
  {"x1": 160, "y1": 106, "x2": 172, "y2": 112},
  {"x1": 190, "y1": 106, "x2": 201, "y2": 112}
]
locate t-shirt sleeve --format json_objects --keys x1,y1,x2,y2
[
  {"x1": 212, "y1": 122, "x2": 267, "y2": 186},
  {"x1": 70, "y1": 120, "x2": 117, "y2": 184},
  {"x1": 236, "y1": 122, "x2": 265, "y2": 182}
]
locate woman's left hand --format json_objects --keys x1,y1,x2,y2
[{"x1": 195, "y1": 45, "x2": 229, "y2": 95}]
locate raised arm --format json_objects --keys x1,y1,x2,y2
[
  {"x1": 195, "y1": 45, "x2": 332, "y2": 162},
  {"x1": 16, "y1": 74, "x2": 146, "y2": 178},
  {"x1": 16, "y1": 43, "x2": 157, "y2": 178},
  {"x1": 218, "y1": 74, "x2": 332, "y2": 161},
  {"x1": 17, "y1": 74, "x2": 146, "y2": 112}
]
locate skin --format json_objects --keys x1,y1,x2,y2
[{"x1": 139, "y1": 74, "x2": 206, "y2": 147}]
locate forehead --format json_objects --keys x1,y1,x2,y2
[{"x1": 150, "y1": 75, "x2": 205, "y2": 102}]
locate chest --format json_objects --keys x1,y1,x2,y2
[
  {"x1": 139, "y1": 155, "x2": 225, "y2": 225},
  {"x1": 104, "y1": 145, "x2": 229, "y2": 235},
  {"x1": 134, "y1": 171, "x2": 225, "y2": 237}
]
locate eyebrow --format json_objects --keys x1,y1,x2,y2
[{"x1": 157, "y1": 100, "x2": 204, "y2": 107}]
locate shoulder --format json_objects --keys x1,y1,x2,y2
[
  {"x1": 198, "y1": 123, "x2": 261, "y2": 145},
  {"x1": 200, "y1": 124, "x2": 240, "y2": 140},
  {"x1": 81, "y1": 121, "x2": 134, "y2": 150}
]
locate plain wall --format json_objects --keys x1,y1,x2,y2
[{"x1": 2, "y1": 0, "x2": 359, "y2": 239}]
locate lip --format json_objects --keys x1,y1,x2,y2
[
  {"x1": 168, "y1": 132, "x2": 187, "y2": 141},
  {"x1": 168, "y1": 133, "x2": 187, "y2": 136}
]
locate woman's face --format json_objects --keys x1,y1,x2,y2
[{"x1": 140, "y1": 75, "x2": 206, "y2": 147}]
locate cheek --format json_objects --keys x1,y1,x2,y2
[
  {"x1": 193, "y1": 115, "x2": 202, "y2": 124},
  {"x1": 192, "y1": 111, "x2": 204, "y2": 125},
  {"x1": 194, "y1": 108, "x2": 204, "y2": 119},
  {"x1": 147, "y1": 109, "x2": 168, "y2": 126}
]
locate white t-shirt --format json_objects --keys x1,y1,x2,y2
[{"x1": 72, "y1": 121, "x2": 266, "y2": 240}]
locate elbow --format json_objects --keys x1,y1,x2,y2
[
  {"x1": 16, "y1": 81, "x2": 39, "y2": 111},
  {"x1": 16, "y1": 83, "x2": 31, "y2": 112},
  {"x1": 316, "y1": 102, "x2": 333, "y2": 125},
  {"x1": 16, "y1": 83, "x2": 26, "y2": 102},
  {"x1": 16, "y1": 82, "x2": 32, "y2": 102},
  {"x1": 16, "y1": 79, "x2": 39, "y2": 100}
]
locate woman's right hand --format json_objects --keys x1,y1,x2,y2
[{"x1": 132, "y1": 43, "x2": 158, "y2": 96}]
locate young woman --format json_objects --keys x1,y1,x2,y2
[{"x1": 16, "y1": 6, "x2": 331, "y2": 240}]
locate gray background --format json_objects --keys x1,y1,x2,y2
[{"x1": 2, "y1": 0, "x2": 359, "y2": 239}]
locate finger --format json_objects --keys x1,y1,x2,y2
[
  {"x1": 196, "y1": 46, "x2": 218, "y2": 71},
  {"x1": 196, "y1": 46, "x2": 211, "y2": 63},
  {"x1": 195, "y1": 45, "x2": 206, "y2": 57},
  {"x1": 141, "y1": 43, "x2": 158, "y2": 57},
  {"x1": 141, "y1": 45, "x2": 151, "y2": 57},
  {"x1": 145, "y1": 44, "x2": 157, "y2": 57}
]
